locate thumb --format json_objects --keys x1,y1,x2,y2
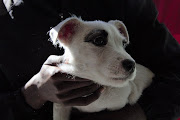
[{"x1": 44, "y1": 55, "x2": 63, "y2": 65}]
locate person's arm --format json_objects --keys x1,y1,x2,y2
[
  {"x1": 0, "y1": 56, "x2": 103, "y2": 120},
  {"x1": 0, "y1": 64, "x2": 43, "y2": 120},
  {"x1": 0, "y1": 2, "x2": 44, "y2": 119}
]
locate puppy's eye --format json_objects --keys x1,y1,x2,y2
[
  {"x1": 122, "y1": 40, "x2": 128, "y2": 47},
  {"x1": 92, "y1": 36, "x2": 107, "y2": 47}
]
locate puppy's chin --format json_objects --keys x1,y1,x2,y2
[{"x1": 104, "y1": 69, "x2": 137, "y2": 88}]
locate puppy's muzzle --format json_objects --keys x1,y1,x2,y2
[{"x1": 122, "y1": 59, "x2": 135, "y2": 73}]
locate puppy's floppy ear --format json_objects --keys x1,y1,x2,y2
[
  {"x1": 58, "y1": 18, "x2": 81, "y2": 44},
  {"x1": 50, "y1": 17, "x2": 81, "y2": 46},
  {"x1": 108, "y1": 20, "x2": 129, "y2": 43}
]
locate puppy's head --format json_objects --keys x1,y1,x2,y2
[{"x1": 49, "y1": 17, "x2": 136, "y2": 87}]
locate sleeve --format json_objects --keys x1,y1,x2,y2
[
  {"x1": 0, "y1": 2, "x2": 53, "y2": 120},
  {"x1": 138, "y1": 21, "x2": 180, "y2": 120},
  {"x1": 0, "y1": 65, "x2": 44, "y2": 120},
  {"x1": 0, "y1": 0, "x2": 7, "y2": 15},
  {"x1": 0, "y1": 0, "x2": 23, "y2": 17},
  {"x1": 124, "y1": 0, "x2": 180, "y2": 120}
]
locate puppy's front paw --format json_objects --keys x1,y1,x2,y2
[
  {"x1": 128, "y1": 82, "x2": 141, "y2": 105},
  {"x1": 53, "y1": 103, "x2": 71, "y2": 120}
]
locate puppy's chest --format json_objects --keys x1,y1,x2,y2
[{"x1": 74, "y1": 85, "x2": 131, "y2": 112}]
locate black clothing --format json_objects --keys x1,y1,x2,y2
[{"x1": 0, "y1": 0, "x2": 180, "y2": 120}]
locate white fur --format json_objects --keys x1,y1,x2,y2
[{"x1": 49, "y1": 17, "x2": 154, "y2": 120}]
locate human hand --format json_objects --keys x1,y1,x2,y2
[{"x1": 22, "y1": 55, "x2": 103, "y2": 109}]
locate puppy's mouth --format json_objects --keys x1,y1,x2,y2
[
  {"x1": 112, "y1": 76, "x2": 130, "y2": 81},
  {"x1": 111, "y1": 73, "x2": 133, "y2": 81}
]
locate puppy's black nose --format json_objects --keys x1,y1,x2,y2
[{"x1": 122, "y1": 59, "x2": 135, "y2": 73}]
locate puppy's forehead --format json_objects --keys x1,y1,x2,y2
[
  {"x1": 83, "y1": 21, "x2": 110, "y2": 37},
  {"x1": 85, "y1": 29, "x2": 108, "y2": 40},
  {"x1": 84, "y1": 21, "x2": 110, "y2": 30}
]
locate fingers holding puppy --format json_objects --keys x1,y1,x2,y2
[
  {"x1": 52, "y1": 73, "x2": 103, "y2": 106},
  {"x1": 56, "y1": 83, "x2": 100, "y2": 101},
  {"x1": 63, "y1": 87, "x2": 104, "y2": 106},
  {"x1": 22, "y1": 55, "x2": 102, "y2": 109}
]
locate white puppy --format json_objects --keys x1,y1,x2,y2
[{"x1": 49, "y1": 17, "x2": 154, "y2": 120}]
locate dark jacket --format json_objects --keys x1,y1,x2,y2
[{"x1": 0, "y1": 0, "x2": 180, "y2": 120}]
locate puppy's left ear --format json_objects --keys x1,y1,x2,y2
[{"x1": 108, "y1": 20, "x2": 129, "y2": 43}]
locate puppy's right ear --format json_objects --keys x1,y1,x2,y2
[
  {"x1": 108, "y1": 20, "x2": 129, "y2": 44},
  {"x1": 50, "y1": 17, "x2": 81, "y2": 46}
]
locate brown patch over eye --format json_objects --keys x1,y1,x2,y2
[{"x1": 85, "y1": 29, "x2": 108, "y2": 47}]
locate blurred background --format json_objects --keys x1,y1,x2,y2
[
  {"x1": 153, "y1": 0, "x2": 180, "y2": 44},
  {"x1": 153, "y1": 1, "x2": 180, "y2": 120}
]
